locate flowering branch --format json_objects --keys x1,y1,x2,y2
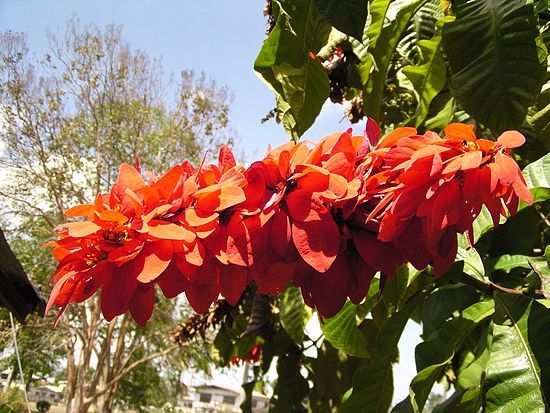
[{"x1": 44, "y1": 121, "x2": 533, "y2": 326}]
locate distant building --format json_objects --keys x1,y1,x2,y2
[
  {"x1": 0, "y1": 370, "x2": 64, "y2": 404},
  {"x1": 182, "y1": 384, "x2": 269, "y2": 413},
  {"x1": 27, "y1": 384, "x2": 64, "y2": 403}
]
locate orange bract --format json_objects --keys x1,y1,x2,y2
[{"x1": 47, "y1": 123, "x2": 533, "y2": 324}]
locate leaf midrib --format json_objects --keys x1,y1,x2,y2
[{"x1": 495, "y1": 294, "x2": 548, "y2": 408}]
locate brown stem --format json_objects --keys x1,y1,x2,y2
[{"x1": 461, "y1": 273, "x2": 546, "y2": 299}]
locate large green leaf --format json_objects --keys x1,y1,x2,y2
[
  {"x1": 485, "y1": 293, "x2": 550, "y2": 412},
  {"x1": 279, "y1": 286, "x2": 310, "y2": 344},
  {"x1": 472, "y1": 206, "x2": 501, "y2": 244},
  {"x1": 424, "y1": 94, "x2": 457, "y2": 131},
  {"x1": 456, "y1": 247, "x2": 485, "y2": 281},
  {"x1": 321, "y1": 301, "x2": 369, "y2": 358},
  {"x1": 309, "y1": 342, "x2": 361, "y2": 411},
  {"x1": 488, "y1": 207, "x2": 539, "y2": 256},
  {"x1": 340, "y1": 295, "x2": 424, "y2": 413},
  {"x1": 527, "y1": 82, "x2": 550, "y2": 150},
  {"x1": 398, "y1": 0, "x2": 443, "y2": 60},
  {"x1": 357, "y1": 277, "x2": 381, "y2": 319},
  {"x1": 421, "y1": 284, "x2": 480, "y2": 339},
  {"x1": 274, "y1": 62, "x2": 330, "y2": 140},
  {"x1": 254, "y1": 0, "x2": 331, "y2": 140},
  {"x1": 402, "y1": 17, "x2": 450, "y2": 127},
  {"x1": 433, "y1": 323, "x2": 493, "y2": 413},
  {"x1": 394, "y1": 299, "x2": 495, "y2": 412},
  {"x1": 442, "y1": 0, "x2": 546, "y2": 132},
  {"x1": 381, "y1": 264, "x2": 420, "y2": 314},
  {"x1": 315, "y1": 0, "x2": 368, "y2": 40},
  {"x1": 485, "y1": 255, "x2": 532, "y2": 274},
  {"x1": 522, "y1": 152, "x2": 550, "y2": 203},
  {"x1": 270, "y1": 349, "x2": 310, "y2": 412},
  {"x1": 363, "y1": 0, "x2": 430, "y2": 119},
  {"x1": 528, "y1": 246, "x2": 550, "y2": 299}
]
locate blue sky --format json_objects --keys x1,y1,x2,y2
[
  {"x1": 0, "y1": 0, "x2": 422, "y2": 405},
  {"x1": 0, "y1": 0, "x2": 358, "y2": 160}
]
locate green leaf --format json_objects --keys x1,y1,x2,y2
[
  {"x1": 472, "y1": 206, "x2": 499, "y2": 244},
  {"x1": 485, "y1": 293, "x2": 550, "y2": 412},
  {"x1": 433, "y1": 323, "x2": 493, "y2": 413},
  {"x1": 396, "y1": 300, "x2": 495, "y2": 412},
  {"x1": 213, "y1": 313, "x2": 252, "y2": 365},
  {"x1": 363, "y1": 0, "x2": 431, "y2": 119},
  {"x1": 487, "y1": 207, "x2": 539, "y2": 256},
  {"x1": 485, "y1": 255, "x2": 532, "y2": 274},
  {"x1": 273, "y1": 61, "x2": 330, "y2": 140},
  {"x1": 321, "y1": 301, "x2": 369, "y2": 358},
  {"x1": 424, "y1": 94, "x2": 456, "y2": 131},
  {"x1": 382, "y1": 264, "x2": 420, "y2": 313},
  {"x1": 309, "y1": 342, "x2": 361, "y2": 411},
  {"x1": 254, "y1": 0, "x2": 331, "y2": 140},
  {"x1": 357, "y1": 277, "x2": 381, "y2": 319},
  {"x1": 442, "y1": 0, "x2": 546, "y2": 132},
  {"x1": 528, "y1": 246, "x2": 550, "y2": 299},
  {"x1": 522, "y1": 152, "x2": 550, "y2": 203},
  {"x1": 315, "y1": 0, "x2": 368, "y2": 40},
  {"x1": 456, "y1": 247, "x2": 485, "y2": 280},
  {"x1": 279, "y1": 286, "x2": 310, "y2": 344},
  {"x1": 270, "y1": 349, "x2": 310, "y2": 412},
  {"x1": 340, "y1": 295, "x2": 424, "y2": 413},
  {"x1": 402, "y1": 17, "x2": 451, "y2": 127},
  {"x1": 421, "y1": 284, "x2": 480, "y2": 339},
  {"x1": 527, "y1": 82, "x2": 550, "y2": 150}
]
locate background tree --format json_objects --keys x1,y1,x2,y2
[{"x1": 0, "y1": 19, "x2": 233, "y2": 412}]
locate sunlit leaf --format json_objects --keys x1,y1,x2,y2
[
  {"x1": 485, "y1": 293, "x2": 550, "y2": 412},
  {"x1": 394, "y1": 299, "x2": 494, "y2": 412},
  {"x1": 321, "y1": 301, "x2": 369, "y2": 358},
  {"x1": 279, "y1": 287, "x2": 310, "y2": 343},
  {"x1": 403, "y1": 18, "x2": 451, "y2": 127}
]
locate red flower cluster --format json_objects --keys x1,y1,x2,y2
[
  {"x1": 46, "y1": 122, "x2": 532, "y2": 325},
  {"x1": 228, "y1": 343, "x2": 263, "y2": 367}
]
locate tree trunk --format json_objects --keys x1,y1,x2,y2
[{"x1": 4, "y1": 365, "x2": 14, "y2": 390}]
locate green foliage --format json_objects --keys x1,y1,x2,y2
[
  {"x1": 528, "y1": 83, "x2": 550, "y2": 150},
  {"x1": 442, "y1": 0, "x2": 546, "y2": 132},
  {"x1": 254, "y1": 0, "x2": 331, "y2": 140},
  {"x1": 395, "y1": 300, "x2": 495, "y2": 411},
  {"x1": 279, "y1": 287, "x2": 310, "y2": 344},
  {"x1": 523, "y1": 152, "x2": 550, "y2": 203},
  {"x1": 485, "y1": 293, "x2": 550, "y2": 412},
  {"x1": 341, "y1": 296, "x2": 424, "y2": 413},
  {"x1": 529, "y1": 246, "x2": 550, "y2": 298},
  {"x1": 114, "y1": 349, "x2": 170, "y2": 412},
  {"x1": 402, "y1": 18, "x2": 449, "y2": 127},
  {"x1": 321, "y1": 301, "x2": 369, "y2": 358},
  {"x1": 381, "y1": 264, "x2": 420, "y2": 313},
  {"x1": 308, "y1": 342, "x2": 360, "y2": 412},
  {"x1": 0, "y1": 388, "x2": 26, "y2": 413},
  {"x1": 269, "y1": 350, "x2": 310, "y2": 413},
  {"x1": 362, "y1": 0, "x2": 431, "y2": 120},
  {"x1": 314, "y1": 0, "x2": 368, "y2": 40}
]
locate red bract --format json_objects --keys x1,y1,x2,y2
[
  {"x1": 368, "y1": 124, "x2": 532, "y2": 275},
  {"x1": 46, "y1": 123, "x2": 532, "y2": 325}
]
